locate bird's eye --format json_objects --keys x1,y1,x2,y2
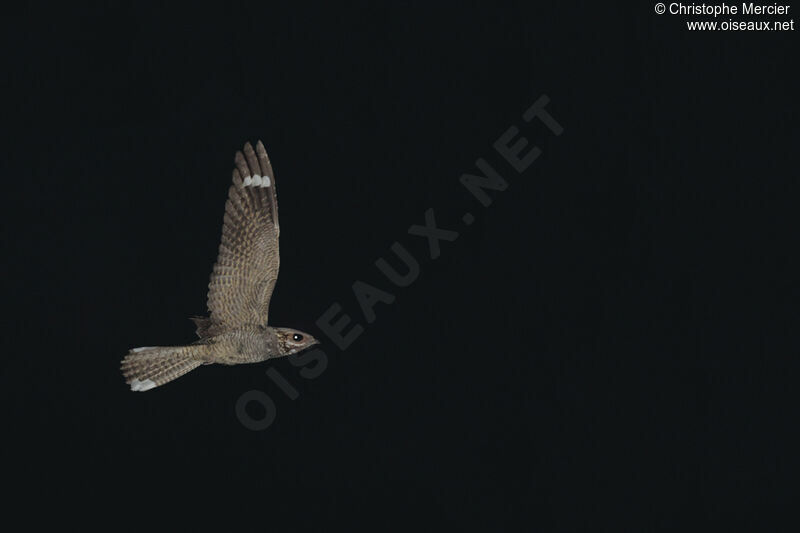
[{"x1": 292, "y1": 333, "x2": 303, "y2": 342}]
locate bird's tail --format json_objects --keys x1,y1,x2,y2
[{"x1": 121, "y1": 344, "x2": 206, "y2": 392}]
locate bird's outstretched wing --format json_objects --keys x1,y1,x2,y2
[{"x1": 203, "y1": 141, "x2": 280, "y2": 335}]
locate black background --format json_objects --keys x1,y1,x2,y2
[{"x1": 3, "y1": 1, "x2": 797, "y2": 529}]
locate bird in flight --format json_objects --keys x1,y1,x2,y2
[{"x1": 122, "y1": 141, "x2": 319, "y2": 391}]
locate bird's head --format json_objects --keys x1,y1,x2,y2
[{"x1": 275, "y1": 328, "x2": 320, "y2": 356}]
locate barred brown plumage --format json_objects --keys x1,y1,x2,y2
[{"x1": 121, "y1": 141, "x2": 318, "y2": 392}]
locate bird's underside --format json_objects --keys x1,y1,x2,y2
[{"x1": 121, "y1": 141, "x2": 318, "y2": 392}]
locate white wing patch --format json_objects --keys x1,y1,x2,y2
[
  {"x1": 132, "y1": 346, "x2": 156, "y2": 353},
  {"x1": 130, "y1": 378, "x2": 157, "y2": 392},
  {"x1": 242, "y1": 174, "x2": 271, "y2": 188}
]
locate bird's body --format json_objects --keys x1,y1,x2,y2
[
  {"x1": 199, "y1": 327, "x2": 281, "y2": 365},
  {"x1": 121, "y1": 141, "x2": 318, "y2": 392}
]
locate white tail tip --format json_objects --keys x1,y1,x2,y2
[{"x1": 130, "y1": 379, "x2": 157, "y2": 392}]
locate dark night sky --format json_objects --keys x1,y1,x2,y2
[{"x1": 3, "y1": 1, "x2": 798, "y2": 529}]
